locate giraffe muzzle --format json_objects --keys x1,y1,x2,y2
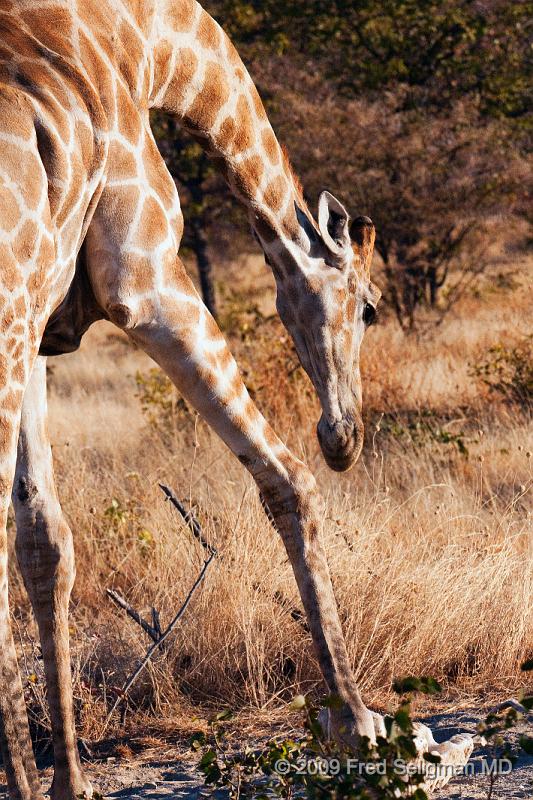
[{"x1": 316, "y1": 414, "x2": 364, "y2": 472}]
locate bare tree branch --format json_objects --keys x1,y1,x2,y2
[
  {"x1": 106, "y1": 589, "x2": 161, "y2": 643},
  {"x1": 159, "y1": 483, "x2": 217, "y2": 556}
]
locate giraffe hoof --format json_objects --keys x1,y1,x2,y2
[{"x1": 50, "y1": 773, "x2": 94, "y2": 800}]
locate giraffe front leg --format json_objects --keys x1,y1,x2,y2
[
  {"x1": 13, "y1": 358, "x2": 93, "y2": 800},
  {"x1": 94, "y1": 254, "x2": 375, "y2": 746}
]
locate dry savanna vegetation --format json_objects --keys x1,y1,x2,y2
[{"x1": 7, "y1": 242, "x2": 532, "y2": 747}]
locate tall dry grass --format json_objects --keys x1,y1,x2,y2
[{"x1": 7, "y1": 251, "x2": 532, "y2": 744}]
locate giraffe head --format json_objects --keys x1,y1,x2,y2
[{"x1": 263, "y1": 192, "x2": 380, "y2": 472}]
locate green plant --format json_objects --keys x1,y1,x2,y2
[
  {"x1": 377, "y1": 411, "x2": 471, "y2": 457},
  {"x1": 135, "y1": 368, "x2": 193, "y2": 431},
  {"x1": 471, "y1": 336, "x2": 533, "y2": 407},
  {"x1": 191, "y1": 670, "x2": 533, "y2": 800},
  {"x1": 103, "y1": 498, "x2": 154, "y2": 554},
  {"x1": 191, "y1": 679, "x2": 446, "y2": 799},
  {"x1": 475, "y1": 660, "x2": 533, "y2": 800}
]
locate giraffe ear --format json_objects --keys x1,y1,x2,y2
[{"x1": 318, "y1": 191, "x2": 351, "y2": 256}]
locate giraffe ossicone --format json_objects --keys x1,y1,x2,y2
[{"x1": 0, "y1": 2, "x2": 471, "y2": 798}]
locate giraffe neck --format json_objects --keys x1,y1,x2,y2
[{"x1": 150, "y1": 1, "x2": 309, "y2": 251}]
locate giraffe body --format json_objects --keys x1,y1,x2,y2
[{"x1": 0, "y1": 4, "x2": 472, "y2": 800}]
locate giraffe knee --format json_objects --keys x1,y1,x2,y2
[
  {"x1": 13, "y1": 482, "x2": 75, "y2": 600},
  {"x1": 106, "y1": 302, "x2": 137, "y2": 329}
]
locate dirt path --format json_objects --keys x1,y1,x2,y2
[{"x1": 1, "y1": 710, "x2": 532, "y2": 799}]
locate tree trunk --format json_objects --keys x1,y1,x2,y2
[{"x1": 191, "y1": 221, "x2": 217, "y2": 320}]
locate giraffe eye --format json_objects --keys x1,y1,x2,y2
[{"x1": 363, "y1": 303, "x2": 377, "y2": 326}]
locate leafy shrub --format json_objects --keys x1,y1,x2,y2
[
  {"x1": 376, "y1": 411, "x2": 471, "y2": 457},
  {"x1": 135, "y1": 368, "x2": 193, "y2": 432},
  {"x1": 471, "y1": 336, "x2": 533, "y2": 407}
]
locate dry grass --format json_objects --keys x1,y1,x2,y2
[{"x1": 8, "y1": 251, "x2": 532, "y2": 744}]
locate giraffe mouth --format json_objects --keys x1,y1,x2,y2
[{"x1": 316, "y1": 414, "x2": 364, "y2": 472}]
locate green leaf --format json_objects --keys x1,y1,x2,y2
[
  {"x1": 393, "y1": 676, "x2": 442, "y2": 695},
  {"x1": 199, "y1": 749, "x2": 217, "y2": 769},
  {"x1": 214, "y1": 709, "x2": 233, "y2": 722},
  {"x1": 394, "y1": 708, "x2": 412, "y2": 731},
  {"x1": 519, "y1": 736, "x2": 533, "y2": 755},
  {"x1": 189, "y1": 731, "x2": 206, "y2": 750}
]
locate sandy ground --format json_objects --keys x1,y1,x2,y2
[{"x1": 1, "y1": 709, "x2": 532, "y2": 799}]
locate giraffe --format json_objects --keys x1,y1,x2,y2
[{"x1": 0, "y1": 2, "x2": 473, "y2": 798}]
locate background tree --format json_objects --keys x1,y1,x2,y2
[
  {"x1": 151, "y1": 113, "x2": 245, "y2": 320},
  {"x1": 153, "y1": 0, "x2": 532, "y2": 328}
]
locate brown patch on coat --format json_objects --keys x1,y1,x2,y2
[
  {"x1": 162, "y1": 257, "x2": 191, "y2": 292},
  {"x1": 186, "y1": 61, "x2": 230, "y2": 132},
  {"x1": 262, "y1": 129, "x2": 280, "y2": 165},
  {"x1": 0, "y1": 148, "x2": 45, "y2": 212},
  {"x1": 123, "y1": 255, "x2": 156, "y2": 295},
  {"x1": 0, "y1": 187, "x2": 20, "y2": 233},
  {"x1": 13, "y1": 296, "x2": 26, "y2": 318},
  {"x1": 346, "y1": 295, "x2": 356, "y2": 322},
  {"x1": 249, "y1": 85, "x2": 267, "y2": 121},
  {"x1": 21, "y1": 5, "x2": 76, "y2": 58},
  {"x1": 263, "y1": 175, "x2": 288, "y2": 213},
  {"x1": 0, "y1": 246, "x2": 23, "y2": 292},
  {"x1": 116, "y1": 82, "x2": 142, "y2": 145},
  {"x1": 163, "y1": 48, "x2": 198, "y2": 113},
  {"x1": 153, "y1": 38, "x2": 173, "y2": 93},
  {"x1": 11, "y1": 359, "x2": 25, "y2": 385},
  {"x1": 100, "y1": 185, "x2": 141, "y2": 230},
  {"x1": 143, "y1": 139, "x2": 178, "y2": 211},
  {"x1": 78, "y1": 30, "x2": 114, "y2": 108},
  {"x1": 108, "y1": 141, "x2": 138, "y2": 180},
  {"x1": 136, "y1": 196, "x2": 168, "y2": 251},
  {"x1": 197, "y1": 11, "x2": 221, "y2": 51},
  {"x1": 11, "y1": 341, "x2": 23, "y2": 361},
  {"x1": 0, "y1": 414, "x2": 13, "y2": 445},
  {"x1": 0, "y1": 307, "x2": 14, "y2": 333},
  {"x1": 118, "y1": 20, "x2": 145, "y2": 94},
  {"x1": 75, "y1": 119, "x2": 97, "y2": 171},
  {"x1": 235, "y1": 155, "x2": 264, "y2": 196},
  {"x1": 231, "y1": 95, "x2": 254, "y2": 153},
  {"x1": 55, "y1": 150, "x2": 87, "y2": 229},
  {"x1": 0, "y1": 14, "x2": 38, "y2": 59},
  {"x1": 216, "y1": 115, "x2": 237, "y2": 152},
  {"x1": 167, "y1": 0, "x2": 196, "y2": 32},
  {"x1": 2, "y1": 389, "x2": 20, "y2": 413},
  {"x1": 216, "y1": 347, "x2": 234, "y2": 375},
  {"x1": 226, "y1": 39, "x2": 242, "y2": 70}
]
